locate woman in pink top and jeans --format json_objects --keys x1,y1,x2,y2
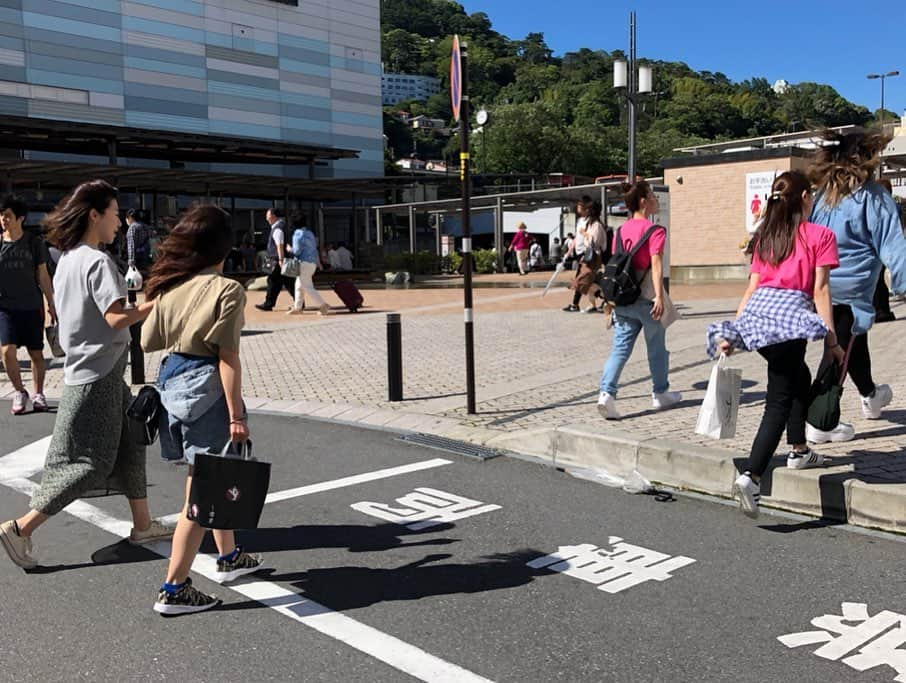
[
  {"x1": 708, "y1": 171, "x2": 844, "y2": 518},
  {"x1": 598, "y1": 181, "x2": 681, "y2": 419},
  {"x1": 508, "y1": 222, "x2": 531, "y2": 275}
]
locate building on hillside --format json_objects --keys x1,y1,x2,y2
[
  {"x1": 381, "y1": 70, "x2": 441, "y2": 106},
  {"x1": 0, "y1": 0, "x2": 385, "y2": 247},
  {"x1": 408, "y1": 115, "x2": 447, "y2": 133}
]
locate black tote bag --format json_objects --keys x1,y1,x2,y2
[{"x1": 187, "y1": 441, "x2": 271, "y2": 530}]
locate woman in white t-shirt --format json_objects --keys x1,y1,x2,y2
[{"x1": 0, "y1": 180, "x2": 174, "y2": 571}]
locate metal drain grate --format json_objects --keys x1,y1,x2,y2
[{"x1": 399, "y1": 433, "x2": 504, "y2": 461}]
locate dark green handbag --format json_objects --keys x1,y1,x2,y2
[{"x1": 807, "y1": 338, "x2": 853, "y2": 431}]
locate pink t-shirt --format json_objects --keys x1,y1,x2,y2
[
  {"x1": 613, "y1": 218, "x2": 666, "y2": 271},
  {"x1": 750, "y1": 222, "x2": 839, "y2": 295}
]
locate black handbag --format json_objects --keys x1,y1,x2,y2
[
  {"x1": 126, "y1": 386, "x2": 162, "y2": 445},
  {"x1": 187, "y1": 441, "x2": 271, "y2": 530},
  {"x1": 807, "y1": 337, "x2": 854, "y2": 431}
]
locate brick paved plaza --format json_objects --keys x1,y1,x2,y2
[{"x1": 4, "y1": 272, "x2": 906, "y2": 512}]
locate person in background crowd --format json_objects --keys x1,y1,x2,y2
[
  {"x1": 564, "y1": 196, "x2": 607, "y2": 313},
  {"x1": 529, "y1": 238, "x2": 543, "y2": 270},
  {"x1": 255, "y1": 208, "x2": 294, "y2": 312},
  {"x1": 0, "y1": 180, "x2": 174, "y2": 571},
  {"x1": 562, "y1": 232, "x2": 576, "y2": 270},
  {"x1": 508, "y1": 222, "x2": 531, "y2": 275},
  {"x1": 327, "y1": 243, "x2": 339, "y2": 270},
  {"x1": 126, "y1": 208, "x2": 153, "y2": 272},
  {"x1": 287, "y1": 211, "x2": 330, "y2": 316},
  {"x1": 334, "y1": 241, "x2": 354, "y2": 271},
  {"x1": 239, "y1": 235, "x2": 257, "y2": 272},
  {"x1": 873, "y1": 179, "x2": 896, "y2": 323},
  {"x1": 0, "y1": 195, "x2": 56, "y2": 414},
  {"x1": 708, "y1": 171, "x2": 842, "y2": 518},
  {"x1": 598, "y1": 181, "x2": 681, "y2": 418},
  {"x1": 550, "y1": 238, "x2": 562, "y2": 265},
  {"x1": 143, "y1": 204, "x2": 264, "y2": 615},
  {"x1": 806, "y1": 130, "x2": 906, "y2": 442}
]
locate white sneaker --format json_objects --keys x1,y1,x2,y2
[
  {"x1": 319, "y1": 303, "x2": 331, "y2": 316},
  {"x1": 0, "y1": 520, "x2": 36, "y2": 569},
  {"x1": 786, "y1": 448, "x2": 826, "y2": 470},
  {"x1": 861, "y1": 384, "x2": 892, "y2": 419},
  {"x1": 733, "y1": 473, "x2": 760, "y2": 519},
  {"x1": 805, "y1": 422, "x2": 855, "y2": 444},
  {"x1": 129, "y1": 519, "x2": 176, "y2": 546},
  {"x1": 11, "y1": 390, "x2": 28, "y2": 415},
  {"x1": 652, "y1": 391, "x2": 682, "y2": 411},
  {"x1": 596, "y1": 392, "x2": 620, "y2": 420}
]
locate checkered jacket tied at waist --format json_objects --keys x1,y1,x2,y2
[{"x1": 705, "y1": 286, "x2": 828, "y2": 359}]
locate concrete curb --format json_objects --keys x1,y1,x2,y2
[{"x1": 483, "y1": 424, "x2": 906, "y2": 535}]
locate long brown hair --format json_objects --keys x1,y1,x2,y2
[
  {"x1": 43, "y1": 180, "x2": 118, "y2": 252},
  {"x1": 145, "y1": 205, "x2": 233, "y2": 300},
  {"x1": 808, "y1": 129, "x2": 890, "y2": 207},
  {"x1": 753, "y1": 170, "x2": 810, "y2": 266},
  {"x1": 577, "y1": 194, "x2": 602, "y2": 224}
]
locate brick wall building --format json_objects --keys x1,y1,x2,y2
[{"x1": 662, "y1": 148, "x2": 811, "y2": 281}]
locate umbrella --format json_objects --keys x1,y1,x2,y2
[{"x1": 541, "y1": 262, "x2": 565, "y2": 297}]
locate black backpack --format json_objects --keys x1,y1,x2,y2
[{"x1": 599, "y1": 225, "x2": 663, "y2": 306}]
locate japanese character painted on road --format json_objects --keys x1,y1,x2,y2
[
  {"x1": 351, "y1": 487, "x2": 501, "y2": 530},
  {"x1": 526, "y1": 537, "x2": 696, "y2": 594},
  {"x1": 778, "y1": 602, "x2": 906, "y2": 682}
]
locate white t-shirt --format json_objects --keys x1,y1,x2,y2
[
  {"x1": 54, "y1": 244, "x2": 130, "y2": 385},
  {"x1": 327, "y1": 248, "x2": 340, "y2": 270},
  {"x1": 335, "y1": 247, "x2": 353, "y2": 271},
  {"x1": 573, "y1": 219, "x2": 587, "y2": 255}
]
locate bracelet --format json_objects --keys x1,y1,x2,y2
[{"x1": 229, "y1": 417, "x2": 247, "y2": 424}]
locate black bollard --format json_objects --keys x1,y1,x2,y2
[
  {"x1": 128, "y1": 289, "x2": 145, "y2": 385},
  {"x1": 387, "y1": 313, "x2": 403, "y2": 401}
]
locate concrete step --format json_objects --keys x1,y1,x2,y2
[{"x1": 485, "y1": 423, "x2": 906, "y2": 535}]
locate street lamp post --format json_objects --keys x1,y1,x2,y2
[
  {"x1": 867, "y1": 70, "x2": 899, "y2": 127},
  {"x1": 613, "y1": 11, "x2": 652, "y2": 181}
]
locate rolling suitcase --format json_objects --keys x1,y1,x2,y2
[{"x1": 333, "y1": 280, "x2": 364, "y2": 312}]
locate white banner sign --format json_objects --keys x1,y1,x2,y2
[{"x1": 745, "y1": 171, "x2": 780, "y2": 233}]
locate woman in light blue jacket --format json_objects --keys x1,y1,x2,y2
[
  {"x1": 807, "y1": 130, "x2": 906, "y2": 442},
  {"x1": 287, "y1": 210, "x2": 330, "y2": 315}
]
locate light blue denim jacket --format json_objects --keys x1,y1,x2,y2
[{"x1": 810, "y1": 183, "x2": 906, "y2": 334}]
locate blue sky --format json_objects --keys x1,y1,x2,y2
[{"x1": 460, "y1": 0, "x2": 906, "y2": 115}]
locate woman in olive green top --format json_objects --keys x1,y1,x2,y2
[{"x1": 143, "y1": 205, "x2": 265, "y2": 616}]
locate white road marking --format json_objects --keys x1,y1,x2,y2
[
  {"x1": 779, "y1": 602, "x2": 906, "y2": 681},
  {"x1": 263, "y1": 458, "x2": 453, "y2": 504},
  {"x1": 0, "y1": 441, "x2": 489, "y2": 682},
  {"x1": 352, "y1": 487, "x2": 501, "y2": 530},
  {"x1": 527, "y1": 538, "x2": 696, "y2": 594}
]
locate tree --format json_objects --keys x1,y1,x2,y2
[{"x1": 382, "y1": 29, "x2": 425, "y2": 73}]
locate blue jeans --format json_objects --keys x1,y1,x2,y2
[
  {"x1": 157, "y1": 354, "x2": 230, "y2": 465},
  {"x1": 599, "y1": 298, "x2": 670, "y2": 397}
]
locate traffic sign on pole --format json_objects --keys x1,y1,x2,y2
[{"x1": 450, "y1": 35, "x2": 462, "y2": 123}]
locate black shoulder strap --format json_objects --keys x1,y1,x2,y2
[
  {"x1": 626, "y1": 224, "x2": 664, "y2": 262},
  {"x1": 613, "y1": 227, "x2": 624, "y2": 256}
]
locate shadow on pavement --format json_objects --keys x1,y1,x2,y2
[
  {"x1": 27, "y1": 539, "x2": 160, "y2": 574},
  {"x1": 201, "y1": 522, "x2": 459, "y2": 555},
  {"x1": 220, "y1": 548, "x2": 552, "y2": 612}
]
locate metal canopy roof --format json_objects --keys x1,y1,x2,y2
[
  {"x1": 0, "y1": 159, "x2": 414, "y2": 201},
  {"x1": 0, "y1": 115, "x2": 359, "y2": 165},
  {"x1": 373, "y1": 181, "x2": 655, "y2": 214}
]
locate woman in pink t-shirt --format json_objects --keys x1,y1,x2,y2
[
  {"x1": 708, "y1": 170, "x2": 844, "y2": 519},
  {"x1": 598, "y1": 180, "x2": 680, "y2": 419}
]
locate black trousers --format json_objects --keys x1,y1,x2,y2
[
  {"x1": 264, "y1": 264, "x2": 294, "y2": 307},
  {"x1": 746, "y1": 339, "x2": 810, "y2": 477},
  {"x1": 873, "y1": 267, "x2": 892, "y2": 317},
  {"x1": 816, "y1": 304, "x2": 875, "y2": 398}
]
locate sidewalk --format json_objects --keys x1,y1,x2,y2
[{"x1": 3, "y1": 274, "x2": 904, "y2": 532}]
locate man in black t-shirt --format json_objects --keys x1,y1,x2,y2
[{"x1": 0, "y1": 196, "x2": 56, "y2": 414}]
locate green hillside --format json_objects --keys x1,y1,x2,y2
[{"x1": 381, "y1": 0, "x2": 881, "y2": 177}]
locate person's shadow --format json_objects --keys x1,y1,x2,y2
[{"x1": 220, "y1": 548, "x2": 551, "y2": 613}]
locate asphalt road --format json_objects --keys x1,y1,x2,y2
[{"x1": 0, "y1": 405, "x2": 904, "y2": 682}]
